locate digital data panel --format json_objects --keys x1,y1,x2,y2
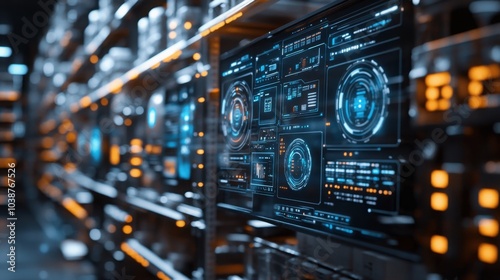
[{"x1": 218, "y1": 0, "x2": 416, "y2": 259}]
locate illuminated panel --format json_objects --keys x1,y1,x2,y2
[
  {"x1": 282, "y1": 80, "x2": 320, "y2": 118},
  {"x1": 431, "y1": 170, "x2": 449, "y2": 188},
  {"x1": 430, "y1": 192, "x2": 448, "y2": 211},
  {"x1": 255, "y1": 43, "x2": 280, "y2": 86},
  {"x1": 430, "y1": 235, "x2": 448, "y2": 254},
  {"x1": 110, "y1": 144, "x2": 120, "y2": 165},
  {"x1": 478, "y1": 243, "x2": 498, "y2": 264},
  {"x1": 254, "y1": 86, "x2": 277, "y2": 125},
  {"x1": 327, "y1": 50, "x2": 399, "y2": 146},
  {"x1": 324, "y1": 161, "x2": 398, "y2": 213},
  {"x1": 479, "y1": 218, "x2": 499, "y2": 237},
  {"x1": 467, "y1": 64, "x2": 500, "y2": 109},
  {"x1": 251, "y1": 153, "x2": 274, "y2": 194},
  {"x1": 218, "y1": 0, "x2": 413, "y2": 258},
  {"x1": 479, "y1": 188, "x2": 499, "y2": 209}
]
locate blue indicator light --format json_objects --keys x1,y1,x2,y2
[
  {"x1": 90, "y1": 127, "x2": 102, "y2": 164},
  {"x1": 148, "y1": 107, "x2": 157, "y2": 128}
]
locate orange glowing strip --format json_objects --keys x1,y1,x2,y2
[
  {"x1": 151, "y1": 61, "x2": 161, "y2": 70},
  {"x1": 130, "y1": 168, "x2": 142, "y2": 178},
  {"x1": 110, "y1": 145, "x2": 120, "y2": 165},
  {"x1": 40, "y1": 120, "x2": 56, "y2": 133},
  {"x1": 173, "y1": 50, "x2": 182, "y2": 59},
  {"x1": 157, "y1": 271, "x2": 171, "y2": 280},
  {"x1": 130, "y1": 157, "x2": 142, "y2": 166},
  {"x1": 121, "y1": 242, "x2": 150, "y2": 268},
  {"x1": 127, "y1": 69, "x2": 140, "y2": 80},
  {"x1": 210, "y1": 21, "x2": 226, "y2": 32},
  {"x1": 62, "y1": 197, "x2": 88, "y2": 220},
  {"x1": 0, "y1": 91, "x2": 20, "y2": 101},
  {"x1": 200, "y1": 29, "x2": 210, "y2": 37},
  {"x1": 130, "y1": 139, "x2": 142, "y2": 146},
  {"x1": 109, "y1": 79, "x2": 123, "y2": 94},
  {"x1": 0, "y1": 158, "x2": 16, "y2": 168},
  {"x1": 425, "y1": 72, "x2": 451, "y2": 87},
  {"x1": 469, "y1": 65, "x2": 491, "y2": 81},
  {"x1": 80, "y1": 96, "x2": 92, "y2": 108},
  {"x1": 225, "y1": 12, "x2": 243, "y2": 24},
  {"x1": 40, "y1": 150, "x2": 58, "y2": 162}
]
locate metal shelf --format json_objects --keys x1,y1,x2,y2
[
  {"x1": 39, "y1": 0, "x2": 276, "y2": 134},
  {"x1": 123, "y1": 238, "x2": 191, "y2": 280}
]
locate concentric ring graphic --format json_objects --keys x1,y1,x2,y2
[
  {"x1": 336, "y1": 59, "x2": 389, "y2": 143},
  {"x1": 284, "y1": 138, "x2": 312, "y2": 191},
  {"x1": 221, "y1": 81, "x2": 252, "y2": 151}
]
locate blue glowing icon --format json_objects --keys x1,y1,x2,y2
[
  {"x1": 178, "y1": 103, "x2": 193, "y2": 180},
  {"x1": 90, "y1": 127, "x2": 102, "y2": 164},
  {"x1": 148, "y1": 107, "x2": 157, "y2": 128}
]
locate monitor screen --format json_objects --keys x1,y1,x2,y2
[{"x1": 218, "y1": 0, "x2": 416, "y2": 259}]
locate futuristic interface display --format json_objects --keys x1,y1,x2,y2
[
  {"x1": 221, "y1": 77, "x2": 252, "y2": 151},
  {"x1": 218, "y1": 0, "x2": 415, "y2": 258}
]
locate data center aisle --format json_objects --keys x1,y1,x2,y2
[{"x1": 0, "y1": 206, "x2": 95, "y2": 280}]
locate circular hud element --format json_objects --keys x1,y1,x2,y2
[
  {"x1": 221, "y1": 81, "x2": 252, "y2": 151},
  {"x1": 336, "y1": 59, "x2": 389, "y2": 143},
  {"x1": 284, "y1": 138, "x2": 312, "y2": 191}
]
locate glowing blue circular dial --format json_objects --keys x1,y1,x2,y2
[
  {"x1": 221, "y1": 81, "x2": 251, "y2": 151},
  {"x1": 336, "y1": 60, "x2": 389, "y2": 143},
  {"x1": 284, "y1": 138, "x2": 312, "y2": 191}
]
